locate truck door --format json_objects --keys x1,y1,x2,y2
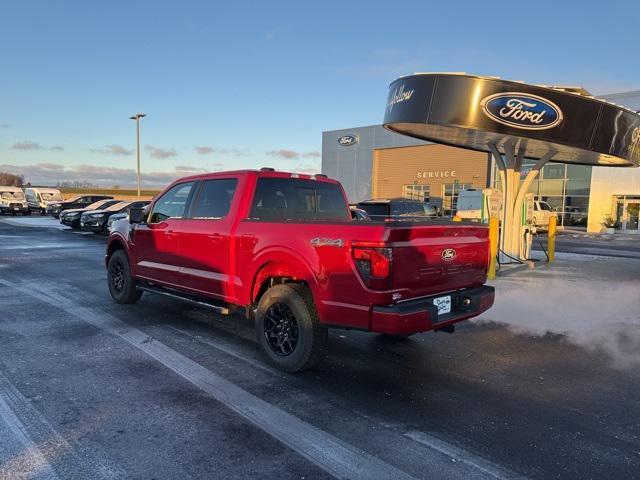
[
  {"x1": 178, "y1": 178, "x2": 239, "y2": 301},
  {"x1": 132, "y1": 181, "x2": 194, "y2": 286}
]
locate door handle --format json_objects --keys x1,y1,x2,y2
[
  {"x1": 208, "y1": 233, "x2": 224, "y2": 242},
  {"x1": 165, "y1": 230, "x2": 175, "y2": 237}
]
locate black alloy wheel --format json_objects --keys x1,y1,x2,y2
[
  {"x1": 264, "y1": 302, "x2": 299, "y2": 356},
  {"x1": 255, "y1": 283, "x2": 327, "y2": 372},
  {"x1": 110, "y1": 261, "x2": 125, "y2": 293},
  {"x1": 107, "y1": 250, "x2": 142, "y2": 304}
]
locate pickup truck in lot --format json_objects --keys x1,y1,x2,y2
[{"x1": 106, "y1": 169, "x2": 494, "y2": 371}]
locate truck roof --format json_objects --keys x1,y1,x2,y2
[{"x1": 172, "y1": 169, "x2": 339, "y2": 184}]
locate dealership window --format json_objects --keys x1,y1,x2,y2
[
  {"x1": 441, "y1": 183, "x2": 472, "y2": 215},
  {"x1": 402, "y1": 184, "x2": 429, "y2": 201},
  {"x1": 494, "y1": 160, "x2": 592, "y2": 228}
]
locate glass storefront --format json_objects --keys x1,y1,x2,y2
[
  {"x1": 613, "y1": 195, "x2": 640, "y2": 230},
  {"x1": 402, "y1": 184, "x2": 430, "y2": 201},
  {"x1": 441, "y1": 182, "x2": 472, "y2": 215},
  {"x1": 496, "y1": 161, "x2": 592, "y2": 227}
]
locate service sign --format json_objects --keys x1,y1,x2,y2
[
  {"x1": 480, "y1": 93, "x2": 563, "y2": 130},
  {"x1": 338, "y1": 135, "x2": 359, "y2": 146}
]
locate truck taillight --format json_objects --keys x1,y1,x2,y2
[{"x1": 352, "y1": 245, "x2": 392, "y2": 289}]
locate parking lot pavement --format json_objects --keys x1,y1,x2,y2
[
  {"x1": 1, "y1": 218, "x2": 640, "y2": 479},
  {"x1": 0, "y1": 215, "x2": 69, "y2": 229}
]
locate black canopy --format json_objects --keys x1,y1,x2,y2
[{"x1": 383, "y1": 73, "x2": 640, "y2": 167}]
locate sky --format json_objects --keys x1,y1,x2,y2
[{"x1": 1, "y1": 0, "x2": 639, "y2": 187}]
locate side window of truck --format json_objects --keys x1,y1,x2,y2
[
  {"x1": 148, "y1": 182, "x2": 194, "y2": 223},
  {"x1": 189, "y1": 179, "x2": 238, "y2": 219}
]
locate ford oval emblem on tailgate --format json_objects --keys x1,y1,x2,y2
[{"x1": 441, "y1": 248, "x2": 456, "y2": 261}]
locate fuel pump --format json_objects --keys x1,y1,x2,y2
[
  {"x1": 482, "y1": 188, "x2": 502, "y2": 223},
  {"x1": 520, "y1": 193, "x2": 536, "y2": 259}
]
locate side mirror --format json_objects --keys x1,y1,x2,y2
[{"x1": 129, "y1": 207, "x2": 146, "y2": 224}]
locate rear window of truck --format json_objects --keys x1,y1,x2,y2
[{"x1": 250, "y1": 178, "x2": 349, "y2": 221}]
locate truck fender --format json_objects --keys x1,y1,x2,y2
[{"x1": 247, "y1": 248, "x2": 320, "y2": 307}]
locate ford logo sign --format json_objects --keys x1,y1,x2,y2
[
  {"x1": 480, "y1": 92, "x2": 563, "y2": 130},
  {"x1": 338, "y1": 135, "x2": 358, "y2": 146},
  {"x1": 441, "y1": 248, "x2": 456, "y2": 261}
]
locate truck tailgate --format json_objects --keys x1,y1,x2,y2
[{"x1": 386, "y1": 224, "x2": 489, "y2": 298}]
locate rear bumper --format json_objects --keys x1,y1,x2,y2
[{"x1": 370, "y1": 285, "x2": 495, "y2": 335}]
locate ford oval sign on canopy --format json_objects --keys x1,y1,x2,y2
[
  {"x1": 383, "y1": 73, "x2": 640, "y2": 166},
  {"x1": 480, "y1": 92, "x2": 563, "y2": 130}
]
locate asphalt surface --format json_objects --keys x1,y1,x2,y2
[
  {"x1": 534, "y1": 231, "x2": 640, "y2": 259},
  {"x1": 1, "y1": 218, "x2": 639, "y2": 479}
]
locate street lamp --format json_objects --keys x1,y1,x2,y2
[{"x1": 129, "y1": 113, "x2": 146, "y2": 198}]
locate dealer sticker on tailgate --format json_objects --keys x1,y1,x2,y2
[{"x1": 433, "y1": 295, "x2": 452, "y2": 315}]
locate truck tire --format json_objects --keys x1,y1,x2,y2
[
  {"x1": 255, "y1": 284, "x2": 327, "y2": 372},
  {"x1": 107, "y1": 250, "x2": 142, "y2": 304}
]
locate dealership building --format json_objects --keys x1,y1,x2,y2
[{"x1": 322, "y1": 90, "x2": 640, "y2": 233}]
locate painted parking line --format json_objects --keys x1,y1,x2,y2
[
  {"x1": 0, "y1": 279, "x2": 418, "y2": 480},
  {"x1": 0, "y1": 373, "x2": 60, "y2": 480}
]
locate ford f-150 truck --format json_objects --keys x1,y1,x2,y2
[{"x1": 106, "y1": 169, "x2": 494, "y2": 371}]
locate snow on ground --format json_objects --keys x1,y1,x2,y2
[{"x1": 480, "y1": 255, "x2": 640, "y2": 369}]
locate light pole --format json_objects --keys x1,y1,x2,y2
[{"x1": 129, "y1": 113, "x2": 146, "y2": 198}]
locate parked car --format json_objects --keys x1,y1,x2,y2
[
  {"x1": 81, "y1": 200, "x2": 149, "y2": 235},
  {"x1": 532, "y1": 200, "x2": 558, "y2": 231},
  {"x1": 48, "y1": 194, "x2": 114, "y2": 218},
  {"x1": 24, "y1": 188, "x2": 64, "y2": 215},
  {"x1": 0, "y1": 186, "x2": 29, "y2": 215},
  {"x1": 349, "y1": 206, "x2": 370, "y2": 221},
  {"x1": 106, "y1": 169, "x2": 494, "y2": 372},
  {"x1": 356, "y1": 198, "x2": 438, "y2": 221},
  {"x1": 59, "y1": 199, "x2": 120, "y2": 229},
  {"x1": 106, "y1": 201, "x2": 151, "y2": 233}
]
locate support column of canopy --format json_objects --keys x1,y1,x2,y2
[{"x1": 488, "y1": 141, "x2": 556, "y2": 260}]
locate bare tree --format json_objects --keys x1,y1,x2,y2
[{"x1": 0, "y1": 172, "x2": 24, "y2": 186}]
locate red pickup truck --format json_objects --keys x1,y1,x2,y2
[{"x1": 106, "y1": 169, "x2": 494, "y2": 371}]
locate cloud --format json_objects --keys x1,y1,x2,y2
[
  {"x1": 0, "y1": 162, "x2": 210, "y2": 188},
  {"x1": 267, "y1": 149, "x2": 321, "y2": 160},
  {"x1": 50, "y1": 146, "x2": 65, "y2": 151},
  {"x1": 174, "y1": 165, "x2": 204, "y2": 172},
  {"x1": 293, "y1": 163, "x2": 320, "y2": 174},
  {"x1": 146, "y1": 145, "x2": 178, "y2": 159},
  {"x1": 195, "y1": 146, "x2": 214, "y2": 155},
  {"x1": 91, "y1": 144, "x2": 133, "y2": 156},
  {"x1": 11, "y1": 141, "x2": 42, "y2": 151},
  {"x1": 0, "y1": 123, "x2": 9, "y2": 128},
  {"x1": 195, "y1": 146, "x2": 248, "y2": 156}
]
